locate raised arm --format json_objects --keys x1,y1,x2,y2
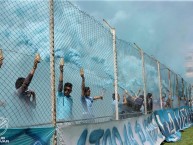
[
  {"x1": 125, "y1": 89, "x2": 135, "y2": 102},
  {"x1": 122, "y1": 91, "x2": 128, "y2": 105},
  {"x1": 30, "y1": 53, "x2": 40, "y2": 75},
  {"x1": 124, "y1": 89, "x2": 131, "y2": 97},
  {"x1": 80, "y1": 68, "x2": 85, "y2": 97},
  {"x1": 93, "y1": 96, "x2": 103, "y2": 100},
  {"x1": 58, "y1": 58, "x2": 64, "y2": 93},
  {"x1": 18, "y1": 54, "x2": 40, "y2": 94}
]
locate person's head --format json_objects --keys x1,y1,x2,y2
[
  {"x1": 64, "y1": 82, "x2": 72, "y2": 96},
  {"x1": 84, "y1": 87, "x2": 91, "y2": 97},
  {"x1": 147, "y1": 93, "x2": 152, "y2": 99},
  {"x1": 112, "y1": 93, "x2": 120, "y2": 101},
  {"x1": 139, "y1": 95, "x2": 144, "y2": 100},
  {"x1": 162, "y1": 93, "x2": 166, "y2": 101},
  {"x1": 15, "y1": 77, "x2": 25, "y2": 89}
]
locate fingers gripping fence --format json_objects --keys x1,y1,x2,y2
[{"x1": 0, "y1": 0, "x2": 192, "y2": 145}]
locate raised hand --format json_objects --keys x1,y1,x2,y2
[
  {"x1": 59, "y1": 58, "x2": 64, "y2": 72},
  {"x1": 0, "y1": 49, "x2": 3, "y2": 60},
  {"x1": 33, "y1": 53, "x2": 41, "y2": 69},
  {"x1": 80, "y1": 68, "x2": 84, "y2": 78},
  {"x1": 35, "y1": 53, "x2": 41, "y2": 63}
]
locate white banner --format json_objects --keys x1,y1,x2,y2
[{"x1": 57, "y1": 114, "x2": 164, "y2": 145}]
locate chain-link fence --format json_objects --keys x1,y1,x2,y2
[
  {"x1": 0, "y1": 0, "x2": 51, "y2": 128},
  {"x1": 159, "y1": 63, "x2": 171, "y2": 109},
  {"x1": 184, "y1": 80, "x2": 189, "y2": 106},
  {"x1": 117, "y1": 40, "x2": 144, "y2": 118},
  {"x1": 144, "y1": 54, "x2": 161, "y2": 112},
  {"x1": 54, "y1": 1, "x2": 114, "y2": 123},
  {"x1": 0, "y1": 0, "x2": 192, "y2": 131},
  {"x1": 178, "y1": 76, "x2": 185, "y2": 107},
  {"x1": 171, "y1": 71, "x2": 178, "y2": 108}
]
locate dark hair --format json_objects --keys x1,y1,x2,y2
[
  {"x1": 147, "y1": 93, "x2": 152, "y2": 98},
  {"x1": 64, "y1": 82, "x2": 72, "y2": 88},
  {"x1": 15, "y1": 77, "x2": 25, "y2": 89},
  {"x1": 139, "y1": 95, "x2": 144, "y2": 99},
  {"x1": 162, "y1": 93, "x2": 166, "y2": 98},
  {"x1": 84, "y1": 87, "x2": 90, "y2": 94}
]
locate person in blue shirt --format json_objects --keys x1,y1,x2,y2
[
  {"x1": 57, "y1": 58, "x2": 73, "y2": 121},
  {"x1": 80, "y1": 68, "x2": 103, "y2": 121}
]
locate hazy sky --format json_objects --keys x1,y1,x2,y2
[{"x1": 73, "y1": 1, "x2": 193, "y2": 82}]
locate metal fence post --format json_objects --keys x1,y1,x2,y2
[
  {"x1": 168, "y1": 69, "x2": 172, "y2": 108},
  {"x1": 103, "y1": 19, "x2": 119, "y2": 120},
  {"x1": 141, "y1": 50, "x2": 147, "y2": 114},
  {"x1": 182, "y1": 78, "x2": 184, "y2": 102},
  {"x1": 112, "y1": 28, "x2": 119, "y2": 120},
  {"x1": 157, "y1": 61, "x2": 163, "y2": 109},
  {"x1": 49, "y1": 0, "x2": 57, "y2": 144},
  {"x1": 176, "y1": 74, "x2": 180, "y2": 107},
  {"x1": 134, "y1": 43, "x2": 147, "y2": 114}
]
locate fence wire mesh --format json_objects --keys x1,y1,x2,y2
[
  {"x1": 188, "y1": 84, "x2": 192, "y2": 105},
  {"x1": 54, "y1": 1, "x2": 114, "y2": 123},
  {"x1": 170, "y1": 71, "x2": 178, "y2": 108},
  {"x1": 0, "y1": 0, "x2": 192, "y2": 131},
  {"x1": 159, "y1": 63, "x2": 171, "y2": 109},
  {"x1": 117, "y1": 40, "x2": 144, "y2": 117},
  {"x1": 177, "y1": 75, "x2": 185, "y2": 107},
  {"x1": 184, "y1": 81, "x2": 189, "y2": 106},
  {"x1": 144, "y1": 54, "x2": 161, "y2": 112},
  {"x1": 0, "y1": 1, "x2": 51, "y2": 128}
]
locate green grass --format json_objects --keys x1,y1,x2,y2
[{"x1": 162, "y1": 126, "x2": 193, "y2": 145}]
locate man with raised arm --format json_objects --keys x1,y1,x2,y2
[
  {"x1": 57, "y1": 58, "x2": 73, "y2": 121},
  {"x1": 15, "y1": 53, "x2": 40, "y2": 108},
  {"x1": 80, "y1": 68, "x2": 103, "y2": 120}
]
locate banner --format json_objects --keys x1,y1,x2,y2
[
  {"x1": 0, "y1": 127, "x2": 54, "y2": 145},
  {"x1": 154, "y1": 109, "x2": 181, "y2": 142},
  {"x1": 153, "y1": 106, "x2": 193, "y2": 142},
  {"x1": 57, "y1": 114, "x2": 164, "y2": 145}
]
